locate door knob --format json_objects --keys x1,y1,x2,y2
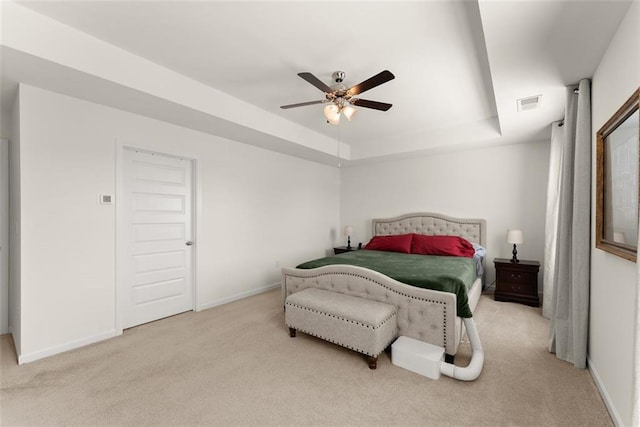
[{"x1": 186, "y1": 241, "x2": 194, "y2": 246}]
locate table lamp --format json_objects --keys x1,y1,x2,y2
[
  {"x1": 344, "y1": 226, "x2": 353, "y2": 250},
  {"x1": 506, "y1": 229, "x2": 523, "y2": 263}
]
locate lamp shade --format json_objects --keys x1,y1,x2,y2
[
  {"x1": 323, "y1": 104, "x2": 341, "y2": 125},
  {"x1": 506, "y1": 229, "x2": 524, "y2": 245},
  {"x1": 343, "y1": 105, "x2": 356, "y2": 121},
  {"x1": 343, "y1": 226, "x2": 353, "y2": 237}
]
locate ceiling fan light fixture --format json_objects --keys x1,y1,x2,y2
[
  {"x1": 343, "y1": 105, "x2": 356, "y2": 121},
  {"x1": 281, "y1": 70, "x2": 394, "y2": 124},
  {"x1": 324, "y1": 104, "x2": 341, "y2": 125}
]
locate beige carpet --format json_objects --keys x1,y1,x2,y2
[{"x1": 1, "y1": 289, "x2": 612, "y2": 426}]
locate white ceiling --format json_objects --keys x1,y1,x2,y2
[{"x1": 0, "y1": 0, "x2": 632, "y2": 164}]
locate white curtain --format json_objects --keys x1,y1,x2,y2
[
  {"x1": 543, "y1": 122, "x2": 563, "y2": 319},
  {"x1": 548, "y1": 79, "x2": 591, "y2": 368}
]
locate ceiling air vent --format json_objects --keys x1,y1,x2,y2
[{"x1": 516, "y1": 95, "x2": 542, "y2": 112}]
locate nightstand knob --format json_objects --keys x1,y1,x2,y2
[{"x1": 510, "y1": 273, "x2": 521, "y2": 281}]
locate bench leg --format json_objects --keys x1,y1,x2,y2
[
  {"x1": 367, "y1": 355, "x2": 378, "y2": 370},
  {"x1": 445, "y1": 353, "x2": 455, "y2": 364},
  {"x1": 289, "y1": 327, "x2": 296, "y2": 338}
]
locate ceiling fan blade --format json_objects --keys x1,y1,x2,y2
[
  {"x1": 351, "y1": 99, "x2": 393, "y2": 111},
  {"x1": 347, "y1": 70, "x2": 395, "y2": 96},
  {"x1": 298, "y1": 72, "x2": 333, "y2": 93},
  {"x1": 280, "y1": 100, "x2": 325, "y2": 109}
]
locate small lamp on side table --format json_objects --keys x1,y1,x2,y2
[
  {"x1": 506, "y1": 229, "x2": 523, "y2": 263},
  {"x1": 344, "y1": 226, "x2": 354, "y2": 250}
]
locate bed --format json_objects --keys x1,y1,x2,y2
[{"x1": 281, "y1": 212, "x2": 486, "y2": 358}]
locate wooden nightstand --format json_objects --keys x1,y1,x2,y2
[
  {"x1": 493, "y1": 258, "x2": 540, "y2": 307},
  {"x1": 334, "y1": 246, "x2": 357, "y2": 255}
]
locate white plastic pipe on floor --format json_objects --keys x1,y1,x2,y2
[{"x1": 440, "y1": 317, "x2": 484, "y2": 381}]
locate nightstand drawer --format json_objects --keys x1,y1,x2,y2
[
  {"x1": 496, "y1": 270, "x2": 536, "y2": 294},
  {"x1": 497, "y1": 280, "x2": 535, "y2": 295}
]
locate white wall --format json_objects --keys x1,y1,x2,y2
[
  {"x1": 1, "y1": 87, "x2": 15, "y2": 337},
  {"x1": 9, "y1": 90, "x2": 21, "y2": 353},
  {"x1": 589, "y1": 2, "x2": 639, "y2": 425},
  {"x1": 0, "y1": 138, "x2": 8, "y2": 334},
  {"x1": 16, "y1": 84, "x2": 340, "y2": 362},
  {"x1": 340, "y1": 141, "x2": 550, "y2": 287}
]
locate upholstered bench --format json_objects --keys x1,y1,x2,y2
[{"x1": 285, "y1": 288, "x2": 398, "y2": 369}]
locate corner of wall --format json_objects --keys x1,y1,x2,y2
[
  {"x1": 8, "y1": 84, "x2": 21, "y2": 357},
  {"x1": 0, "y1": 138, "x2": 9, "y2": 335}
]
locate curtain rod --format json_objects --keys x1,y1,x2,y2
[{"x1": 558, "y1": 88, "x2": 581, "y2": 126}]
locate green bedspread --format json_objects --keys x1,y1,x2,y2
[{"x1": 296, "y1": 250, "x2": 476, "y2": 318}]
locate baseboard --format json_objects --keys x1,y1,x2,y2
[
  {"x1": 18, "y1": 330, "x2": 117, "y2": 365},
  {"x1": 7, "y1": 326, "x2": 21, "y2": 363},
  {"x1": 588, "y1": 355, "x2": 624, "y2": 426},
  {"x1": 197, "y1": 282, "x2": 281, "y2": 312}
]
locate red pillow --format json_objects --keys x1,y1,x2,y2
[
  {"x1": 411, "y1": 234, "x2": 475, "y2": 258},
  {"x1": 364, "y1": 234, "x2": 413, "y2": 254}
]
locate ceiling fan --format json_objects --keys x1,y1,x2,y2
[{"x1": 280, "y1": 70, "x2": 395, "y2": 125}]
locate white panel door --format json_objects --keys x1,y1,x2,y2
[{"x1": 121, "y1": 149, "x2": 194, "y2": 329}]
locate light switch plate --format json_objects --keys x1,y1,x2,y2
[{"x1": 98, "y1": 194, "x2": 113, "y2": 204}]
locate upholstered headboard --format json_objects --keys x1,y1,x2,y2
[{"x1": 372, "y1": 212, "x2": 486, "y2": 246}]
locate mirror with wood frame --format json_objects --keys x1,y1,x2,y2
[{"x1": 596, "y1": 87, "x2": 640, "y2": 262}]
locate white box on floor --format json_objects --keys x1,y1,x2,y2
[{"x1": 391, "y1": 336, "x2": 445, "y2": 380}]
